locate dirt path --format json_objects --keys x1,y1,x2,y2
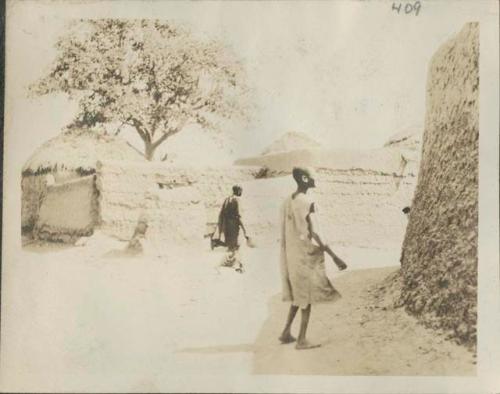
[
  {"x1": 252, "y1": 266, "x2": 475, "y2": 375},
  {"x1": 1, "y1": 243, "x2": 475, "y2": 391}
]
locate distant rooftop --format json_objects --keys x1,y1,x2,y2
[
  {"x1": 384, "y1": 126, "x2": 422, "y2": 150},
  {"x1": 261, "y1": 131, "x2": 322, "y2": 156}
]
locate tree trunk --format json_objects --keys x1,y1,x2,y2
[{"x1": 144, "y1": 141, "x2": 155, "y2": 161}]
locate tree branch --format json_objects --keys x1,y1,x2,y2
[
  {"x1": 131, "y1": 117, "x2": 151, "y2": 143},
  {"x1": 114, "y1": 120, "x2": 129, "y2": 135},
  {"x1": 151, "y1": 116, "x2": 188, "y2": 149},
  {"x1": 151, "y1": 131, "x2": 170, "y2": 149},
  {"x1": 125, "y1": 141, "x2": 146, "y2": 159}
]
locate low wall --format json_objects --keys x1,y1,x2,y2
[
  {"x1": 95, "y1": 161, "x2": 260, "y2": 247},
  {"x1": 315, "y1": 169, "x2": 415, "y2": 249},
  {"x1": 34, "y1": 175, "x2": 98, "y2": 242},
  {"x1": 22, "y1": 154, "x2": 417, "y2": 253},
  {"x1": 237, "y1": 169, "x2": 416, "y2": 249},
  {"x1": 95, "y1": 161, "x2": 416, "y2": 251},
  {"x1": 98, "y1": 184, "x2": 206, "y2": 250}
]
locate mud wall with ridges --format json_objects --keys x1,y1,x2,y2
[
  {"x1": 95, "y1": 161, "x2": 259, "y2": 245},
  {"x1": 399, "y1": 23, "x2": 479, "y2": 346}
]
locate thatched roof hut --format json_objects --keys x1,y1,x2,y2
[
  {"x1": 22, "y1": 127, "x2": 144, "y2": 176},
  {"x1": 261, "y1": 131, "x2": 321, "y2": 156},
  {"x1": 22, "y1": 127, "x2": 145, "y2": 236}
]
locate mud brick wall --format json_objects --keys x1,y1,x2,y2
[
  {"x1": 96, "y1": 162, "x2": 203, "y2": 245},
  {"x1": 95, "y1": 161, "x2": 259, "y2": 245},
  {"x1": 399, "y1": 23, "x2": 479, "y2": 346},
  {"x1": 234, "y1": 168, "x2": 416, "y2": 249},
  {"x1": 27, "y1": 158, "x2": 416, "y2": 250},
  {"x1": 314, "y1": 169, "x2": 416, "y2": 250}
]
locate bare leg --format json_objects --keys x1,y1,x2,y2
[
  {"x1": 296, "y1": 304, "x2": 321, "y2": 350},
  {"x1": 233, "y1": 249, "x2": 244, "y2": 273},
  {"x1": 279, "y1": 305, "x2": 299, "y2": 344}
]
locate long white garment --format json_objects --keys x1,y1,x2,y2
[{"x1": 280, "y1": 192, "x2": 341, "y2": 308}]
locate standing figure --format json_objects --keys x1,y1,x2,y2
[
  {"x1": 400, "y1": 206, "x2": 411, "y2": 263},
  {"x1": 216, "y1": 185, "x2": 248, "y2": 273},
  {"x1": 279, "y1": 167, "x2": 347, "y2": 349}
]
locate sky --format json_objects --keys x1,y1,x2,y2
[{"x1": 4, "y1": 0, "x2": 498, "y2": 166}]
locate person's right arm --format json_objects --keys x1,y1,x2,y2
[
  {"x1": 234, "y1": 199, "x2": 248, "y2": 238},
  {"x1": 306, "y1": 204, "x2": 347, "y2": 271}
]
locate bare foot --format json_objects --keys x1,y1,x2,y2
[
  {"x1": 279, "y1": 334, "x2": 297, "y2": 344},
  {"x1": 295, "y1": 340, "x2": 321, "y2": 350}
]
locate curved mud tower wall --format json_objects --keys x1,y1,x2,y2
[{"x1": 400, "y1": 23, "x2": 478, "y2": 345}]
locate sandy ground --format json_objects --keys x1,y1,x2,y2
[
  {"x1": 253, "y1": 267, "x2": 475, "y2": 376},
  {"x1": 0, "y1": 240, "x2": 474, "y2": 392}
]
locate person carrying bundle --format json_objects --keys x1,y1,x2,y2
[{"x1": 212, "y1": 185, "x2": 250, "y2": 273}]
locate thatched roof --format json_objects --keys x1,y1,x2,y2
[
  {"x1": 261, "y1": 131, "x2": 321, "y2": 156},
  {"x1": 384, "y1": 126, "x2": 422, "y2": 150},
  {"x1": 22, "y1": 127, "x2": 145, "y2": 176},
  {"x1": 235, "y1": 147, "x2": 404, "y2": 175}
]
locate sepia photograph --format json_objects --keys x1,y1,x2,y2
[{"x1": 1, "y1": 0, "x2": 499, "y2": 392}]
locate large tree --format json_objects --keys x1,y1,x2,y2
[{"x1": 31, "y1": 19, "x2": 248, "y2": 160}]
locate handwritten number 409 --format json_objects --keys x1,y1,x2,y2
[{"x1": 392, "y1": 1, "x2": 422, "y2": 16}]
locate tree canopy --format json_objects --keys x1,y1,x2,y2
[{"x1": 31, "y1": 19, "x2": 249, "y2": 160}]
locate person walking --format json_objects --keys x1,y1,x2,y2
[
  {"x1": 215, "y1": 185, "x2": 248, "y2": 273},
  {"x1": 279, "y1": 167, "x2": 347, "y2": 349}
]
